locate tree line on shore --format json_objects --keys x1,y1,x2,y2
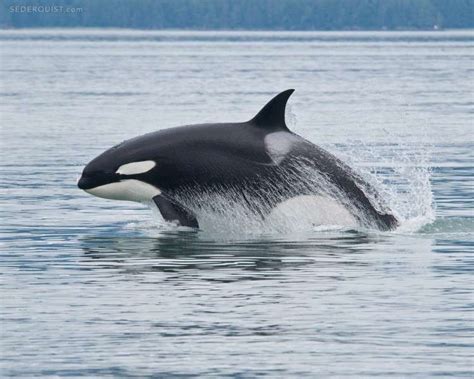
[{"x1": 1, "y1": 0, "x2": 473, "y2": 30}]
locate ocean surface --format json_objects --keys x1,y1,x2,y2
[{"x1": 0, "y1": 30, "x2": 473, "y2": 377}]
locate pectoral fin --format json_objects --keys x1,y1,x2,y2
[{"x1": 153, "y1": 195, "x2": 199, "y2": 228}]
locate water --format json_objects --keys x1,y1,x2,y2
[{"x1": 1, "y1": 30, "x2": 473, "y2": 377}]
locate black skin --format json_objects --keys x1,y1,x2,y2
[{"x1": 79, "y1": 90, "x2": 399, "y2": 230}]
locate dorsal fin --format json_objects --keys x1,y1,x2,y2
[{"x1": 250, "y1": 89, "x2": 294, "y2": 131}]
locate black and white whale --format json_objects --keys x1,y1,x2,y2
[{"x1": 78, "y1": 90, "x2": 399, "y2": 230}]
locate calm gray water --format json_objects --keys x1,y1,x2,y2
[{"x1": 0, "y1": 30, "x2": 473, "y2": 377}]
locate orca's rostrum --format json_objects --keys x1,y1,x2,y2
[{"x1": 78, "y1": 90, "x2": 399, "y2": 230}]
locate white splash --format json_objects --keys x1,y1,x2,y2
[{"x1": 329, "y1": 137, "x2": 435, "y2": 234}]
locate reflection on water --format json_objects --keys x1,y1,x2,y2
[
  {"x1": 1, "y1": 29, "x2": 473, "y2": 377},
  {"x1": 80, "y1": 230, "x2": 373, "y2": 277}
]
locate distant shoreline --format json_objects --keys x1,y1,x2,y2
[
  {"x1": 1, "y1": 27, "x2": 474, "y2": 32},
  {"x1": 2, "y1": 0, "x2": 472, "y2": 31},
  {"x1": 2, "y1": 26, "x2": 474, "y2": 31}
]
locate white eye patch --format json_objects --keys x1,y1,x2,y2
[{"x1": 116, "y1": 160, "x2": 156, "y2": 175}]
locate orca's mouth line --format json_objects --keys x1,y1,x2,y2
[{"x1": 77, "y1": 171, "x2": 120, "y2": 190}]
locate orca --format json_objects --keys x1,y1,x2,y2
[{"x1": 78, "y1": 90, "x2": 399, "y2": 231}]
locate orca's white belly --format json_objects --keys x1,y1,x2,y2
[{"x1": 267, "y1": 195, "x2": 357, "y2": 228}]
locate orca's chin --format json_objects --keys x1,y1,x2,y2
[
  {"x1": 82, "y1": 179, "x2": 161, "y2": 203},
  {"x1": 77, "y1": 176, "x2": 97, "y2": 191}
]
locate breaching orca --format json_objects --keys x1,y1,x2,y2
[{"x1": 78, "y1": 90, "x2": 399, "y2": 231}]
